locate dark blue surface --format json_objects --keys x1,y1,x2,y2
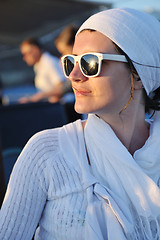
[
  {"x1": 2, "y1": 85, "x2": 38, "y2": 104},
  {"x1": 0, "y1": 101, "x2": 68, "y2": 186}
]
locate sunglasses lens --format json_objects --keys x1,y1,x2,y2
[
  {"x1": 81, "y1": 54, "x2": 99, "y2": 76},
  {"x1": 63, "y1": 56, "x2": 75, "y2": 77}
]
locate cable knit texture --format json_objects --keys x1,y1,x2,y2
[{"x1": 0, "y1": 125, "x2": 87, "y2": 240}]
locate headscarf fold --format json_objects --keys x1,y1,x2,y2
[{"x1": 76, "y1": 8, "x2": 160, "y2": 95}]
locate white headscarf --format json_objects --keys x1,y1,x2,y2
[{"x1": 76, "y1": 8, "x2": 160, "y2": 95}]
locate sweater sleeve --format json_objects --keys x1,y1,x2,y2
[{"x1": 0, "y1": 128, "x2": 59, "y2": 240}]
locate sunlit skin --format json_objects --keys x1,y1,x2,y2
[{"x1": 69, "y1": 30, "x2": 149, "y2": 155}]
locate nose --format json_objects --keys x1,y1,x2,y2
[{"x1": 69, "y1": 62, "x2": 88, "y2": 82}]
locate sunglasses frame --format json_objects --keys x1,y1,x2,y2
[{"x1": 61, "y1": 52, "x2": 128, "y2": 78}]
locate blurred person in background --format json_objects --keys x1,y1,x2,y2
[
  {"x1": 19, "y1": 37, "x2": 66, "y2": 103},
  {"x1": 18, "y1": 25, "x2": 78, "y2": 103},
  {"x1": 19, "y1": 25, "x2": 81, "y2": 122}
]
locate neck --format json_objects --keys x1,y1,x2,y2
[{"x1": 98, "y1": 94, "x2": 149, "y2": 155}]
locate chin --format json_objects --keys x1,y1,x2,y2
[
  {"x1": 26, "y1": 62, "x2": 34, "y2": 66},
  {"x1": 74, "y1": 104, "x2": 98, "y2": 115},
  {"x1": 74, "y1": 103, "x2": 89, "y2": 115}
]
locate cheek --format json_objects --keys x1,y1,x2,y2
[
  {"x1": 92, "y1": 70, "x2": 131, "y2": 107},
  {"x1": 28, "y1": 55, "x2": 36, "y2": 64},
  {"x1": 100, "y1": 64, "x2": 131, "y2": 95},
  {"x1": 93, "y1": 79, "x2": 114, "y2": 100},
  {"x1": 92, "y1": 76, "x2": 121, "y2": 99}
]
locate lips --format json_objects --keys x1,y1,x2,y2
[{"x1": 72, "y1": 86, "x2": 91, "y2": 96}]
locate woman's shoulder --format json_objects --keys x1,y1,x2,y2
[
  {"x1": 26, "y1": 121, "x2": 84, "y2": 193},
  {"x1": 13, "y1": 127, "x2": 62, "y2": 179},
  {"x1": 24, "y1": 119, "x2": 83, "y2": 161},
  {"x1": 25, "y1": 127, "x2": 60, "y2": 153}
]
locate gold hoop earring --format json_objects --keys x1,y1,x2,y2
[{"x1": 119, "y1": 74, "x2": 134, "y2": 114}]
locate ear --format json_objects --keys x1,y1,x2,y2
[
  {"x1": 134, "y1": 78, "x2": 143, "y2": 90},
  {"x1": 131, "y1": 73, "x2": 143, "y2": 90}
]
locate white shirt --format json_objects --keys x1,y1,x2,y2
[{"x1": 34, "y1": 52, "x2": 65, "y2": 92}]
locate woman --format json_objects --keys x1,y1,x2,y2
[{"x1": 1, "y1": 8, "x2": 160, "y2": 240}]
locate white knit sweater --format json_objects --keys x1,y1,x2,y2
[{"x1": 0, "y1": 122, "x2": 87, "y2": 240}]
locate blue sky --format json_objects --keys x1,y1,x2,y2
[
  {"x1": 114, "y1": 0, "x2": 160, "y2": 11},
  {"x1": 78, "y1": 0, "x2": 160, "y2": 12}
]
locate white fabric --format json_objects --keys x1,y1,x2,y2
[
  {"x1": 62, "y1": 113, "x2": 160, "y2": 239},
  {"x1": 0, "y1": 127, "x2": 88, "y2": 240},
  {"x1": 77, "y1": 8, "x2": 160, "y2": 95},
  {"x1": 34, "y1": 52, "x2": 65, "y2": 92},
  {"x1": 85, "y1": 114, "x2": 160, "y2": 239},
  {"x1": 1, "y1": 115, "x2": 160, "y2": 239}
]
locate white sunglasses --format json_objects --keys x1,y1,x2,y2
[{"x1": 61, "y1": 52, "x2": 127, "y2": 78}]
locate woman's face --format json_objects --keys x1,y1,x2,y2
[{"x1": 69, "y1": 30, "x2": 131, "y2": 117}]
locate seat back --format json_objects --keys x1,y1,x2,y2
[
  {"x1": 0, "y1": 101, "x2": 68, "y2": 187},
  {"x1": 0, "y1": 138, "x2": 5, "y2": 207}
]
